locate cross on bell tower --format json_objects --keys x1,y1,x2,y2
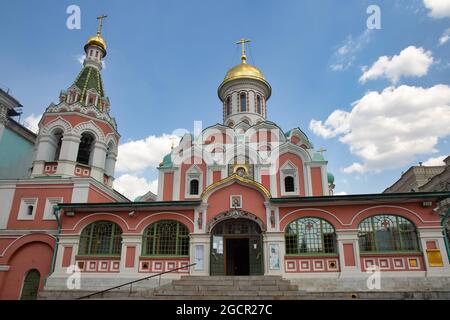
[
  {"x1": 96, "y1": 14, "x2": 108, "y2": 36},
  {"x1": 236, "y1": 38, "x2": 250, "y2": 63}
]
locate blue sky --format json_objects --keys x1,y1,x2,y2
[{"x1": 1, "y1": 0, "x2": 449, "y2": 199}]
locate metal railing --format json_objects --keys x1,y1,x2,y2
[{"x1": 76, "y1": 263, "x2": 196, "y2": 300}]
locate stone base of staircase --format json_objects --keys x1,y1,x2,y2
[{"x1": 39, "y1": 275, "x2": 450, "y2": 300}]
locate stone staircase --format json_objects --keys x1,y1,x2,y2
[
  {"x1": 39, "y1": 275, "x2": 450, "y2": 300},
  {"x1": 149, "y1": 275, "x2": 302, "y2": 300}
]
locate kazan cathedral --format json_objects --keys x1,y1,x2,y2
[{"x1": 0, "y1": 21, "x2": 450, "y2": 300}]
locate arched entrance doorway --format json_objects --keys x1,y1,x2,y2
[
  {"x1": 20, "y1": 269, "x2": 41, "y2": 300},
  {"x1": 210, "y1": 218, "x2": 263, "y2": 275}
]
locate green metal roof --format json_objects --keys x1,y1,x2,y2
[
  {"x1": 159, "y1": 153, "x2": 173, "y2": 168},
  {"x1": 312, "y1": 152, "x2": 325, "y2": 161},
  {"x1": 57, "y1": 200, "x2": 202, "y2": 211},
  {"x1": 270, "y1": 191, "x2": 450, "y2": 204},
  {"x1": 327, "y1": 172, "x2": 335, "y2": 184},
  {"x1": 73, "y1": 66, "x2": 105, "y2": 106}
]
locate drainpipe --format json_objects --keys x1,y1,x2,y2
[{"x1": 46, "y1": 205, "x2": 61, "y2": 282}]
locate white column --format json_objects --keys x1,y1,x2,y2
[
  {"x1": 263, "y1": 232, "x2": 284, "y2": 276},
  {"x1": 105, "y1": 152, "x2": 117, "y2": 177},
  {"x1": 56, "y1": 134, "x2": 80, "y2": 176},
  {"x1": 156, "y1": 169, "x2": 164, "y2": 201},
  {"x1": 52, "y1": 236, "x2": 79, "y2": 276},
  {"x1": 31, "y1": 135, "x2": 57, "y2": 176},
  {"x1": 90, "y1": 141, "x2": 107, "y2": 182},
  {"x1": 189, "y1": 234, "x2": 210, "y2": 276},
  {"x1": 336, "y1": 230, "x2": 363, "y2": 277},
  {"x1": 172, "y1": 168, "x2": 180, "y2": 201},
  {"x1": 0, "y1": 183, "x2": 16, "y2": 229},
  {"x1": 418, "y1": 227, "x2": 450, "y2": 276},
  {"x1": 120, "y1": 235, "x2": 142, "y2": 275},
  {"x1": 320, "y1": 164, "x2": 329, "y2": 196}
]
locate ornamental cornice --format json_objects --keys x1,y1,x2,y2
[{"x1": 47, "y1": 101, "x2": 117, "y2": 130}]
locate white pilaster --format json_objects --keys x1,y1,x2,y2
[
  {"x1": 263, "y1": 232, "x2": 284, "y2": 276},
  {"x1": 336, "y1": 230, "x2": 363, "y2": 277},
  {"x1": 120, "y1": 234, "x2": 142, "y2": 274},
  {"x1": 56, "y1": 134, "x2": 80, "y2": 176},
  {"x1": 189, "y1": 234, "x2": 210, "y2": 276},
  {"x1": 418, "y1": 227, "x2": 450, "y2": 276}
]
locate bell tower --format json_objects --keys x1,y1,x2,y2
[
  {"x1": 218, "y1": 39, "x2": 272, "y2": 127},
  {"x1": 31, "y1": 16, "x2": 119, "y2": 187}
]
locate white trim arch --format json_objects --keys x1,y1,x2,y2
[
  {"x1": 279, "y1": 208, "x2": 346, "y2": 229},
  {"x1": 349, "y1": 205, "x2": 440, "y2": 226},
  {"x1": 72, "y1": 120, "x2": 106, "y2": 144},
  {"x1": 40, "y1": 116, "x2": 73, "y2": 136},
  {"x1": 135, "y1": 212, "x2": 195, "y2": 234},
  {"x1": 280, "y1": 160, "x2": 299, "y2": 196},
  {"x1": 185, "y1": 164, "x2": 203, "y2": 198}
]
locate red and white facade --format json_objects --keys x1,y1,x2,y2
[{"x1": 1, "y1": 30, "x2": 450, "y2": 299}]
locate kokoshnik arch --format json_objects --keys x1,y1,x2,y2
[{"x1": 0, "y1": 20, "x2": 450, "y2": 299}]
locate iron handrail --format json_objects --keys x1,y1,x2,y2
[{"x1": 76, "y1": 263, "x2": 196, "y2": 299}]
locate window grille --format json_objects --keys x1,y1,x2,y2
[
  {"x1": 285, "y1": 217, "x2": 337, "y2": 254},
  {"x1": 143, "y1": 220, "x2": 190, "y2": 256},
  {"x1": 358, "y1": 215, "x2": 420, "y2": 252},
  {"x1": 79, "y1": 221, "x2": 122, "y2": 255}
]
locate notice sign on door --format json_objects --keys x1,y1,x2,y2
[
  {"x1": 213, "y1": 236, "x2": 224, "y2": 254},
  {"x1": 194, "y1": 245, "x2": 204, "y2": 270},
  {"x1": 269, "y1": 244, "x2": 280, "y2": 270}
]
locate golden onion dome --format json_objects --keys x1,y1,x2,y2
[
  {"x1": 219, "y1": 57, "x2": 271, "y2": 100},
  {"x1": 84, "y1": 33, "x2": 107, "y2": 55},
  {"x1": 223, "y1": 61, "x2": 266, "y2": 83}
]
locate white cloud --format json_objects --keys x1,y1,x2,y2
[
  {"x1": 359, "y1": 46, "x2": 433, "y2": 84},
  {"x1": 113, "y1": 174, "x2": 158, "y2": 200},
  {"x1": 439, "y1": 28, "x2": 450, "y2": 45},
  {"x1": 23, "y1": 113, "x2": 41, "y2": 133},
  {"x1": 310, "y1": 84, "x2": 450, "y2": 173},
  {"x1": 334, "y1": 191, "x2": 348, "y2": 196},
  {"x1": 423, "y1": 0, "x2": 450, "y2": 18},
  {"x1": 116, "y1": 134, "x2": 178, "y2": 173},
  {"x1": 330, "y1": 30, "x2": 372, "y2": 71},
  {"x1": 422, "y1": 155, "x2": 446, "y2": 166},
  {"x1": 309, "y1": 110, "x2": 350, "y2": 139},
  {"x1": 342, "y1": 163, "x2": 367, "y2": 174}
]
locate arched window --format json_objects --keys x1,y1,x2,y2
[
  {"x1": 240, "y1": 93, "x2": 246, "y2": 112},
  {"x1": 284, "y1": 176, "x2": 295, "y2": 192},
  {"x1": 143, "y1": 220, "x2": 190, "y2": 256},
  {"x1": 256, "y1": 96, "x2": 262, "y2": 114},
  {"x1": 226, "y1": 96, "x2": 232, "y2": 115},
  {"x1": 358, "y1": 215, "x2": 420, "y2": 252},
  {"x1": 190, "y1": 179, "x2": 199, "y2": 195},
  {"x1": 76, "y1": 132, "x2": 95, "y2": 165},
  {"x1": 285, "y1": 217, "x2": 336, "y2": 254},
  {"x1": 78, "y1": 221, "x2": 122, "y2": 256},
  {"x1": 52, "y1": 129, "x2": 63, "y2": 161}
]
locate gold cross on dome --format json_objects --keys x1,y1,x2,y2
[
  {"x1": 169, "y1": 136, "x2": 177, "y2": 149},
  {"x1": 236, "y1": 38, "x2": 250, "y2": 63},
  {"x1": 96, "y1": 14, "x2": 108, "y2": 35},
  {"x1": 318, "y1": 147, "x2": 327, "y2": 155}
]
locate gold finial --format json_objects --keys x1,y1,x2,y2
[
  {"x1": 318, "y1": 147, "x2": 327, "y2": 155},
  {"x1": 96, "y1": 14, "x2": 108, "y2": 36},
  {"x1": 236, "y1": 38, "x2": 250, "y2": 64}
]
